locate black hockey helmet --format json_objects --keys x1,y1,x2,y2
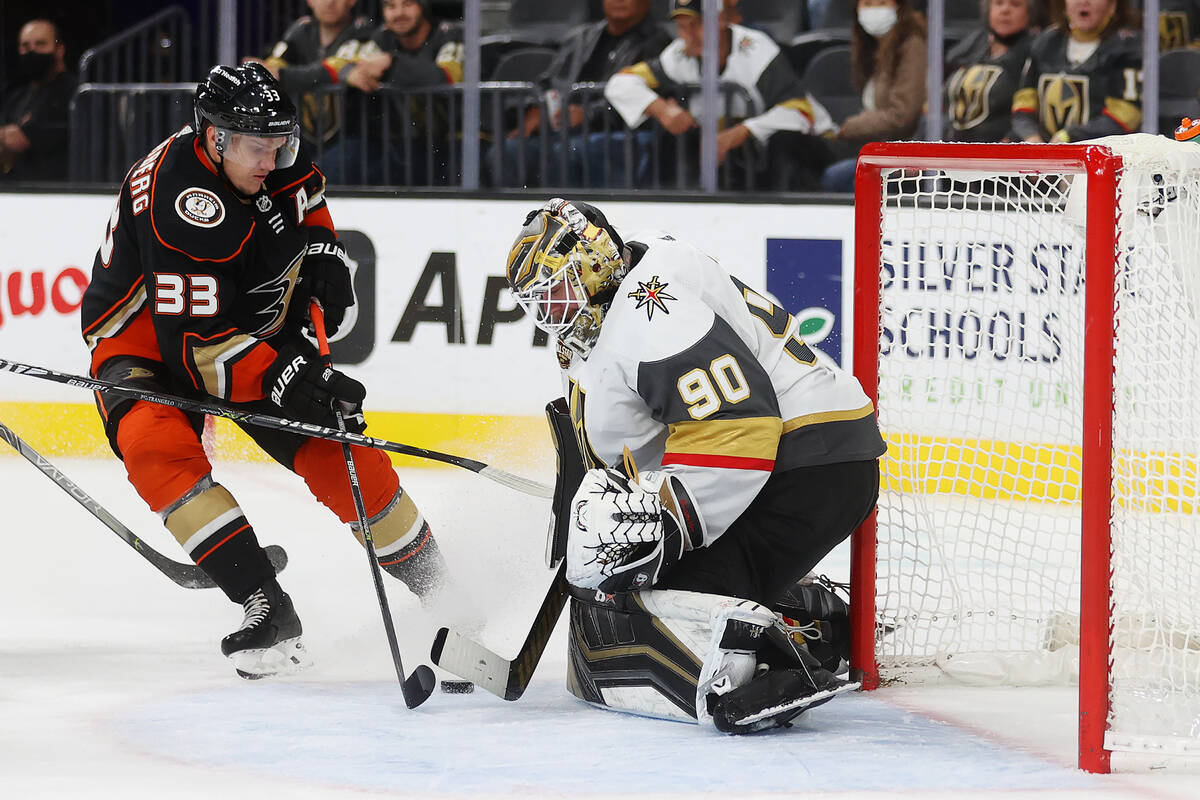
[{"x1": 193, "y1": 63, "x2": 300, "y2": 169}]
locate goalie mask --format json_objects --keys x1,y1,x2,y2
[{"x1": 506, "y1": 198, "x2": 629, "y2": 358}]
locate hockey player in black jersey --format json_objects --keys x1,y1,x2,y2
[
  {"x1": 506, "y1": 199, "x2": 885, "y2": 732},
  {"x1": 1011, "y1": 0, "x2": 1141, "y2": 143},
  {"x1": 80, "y1": 63, "x2": 448, "y2": 679}
]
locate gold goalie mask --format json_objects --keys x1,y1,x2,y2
[{"x1": 506, "y1": 198, "x2": 629, "y2": 358}]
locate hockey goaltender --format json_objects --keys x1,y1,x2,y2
[{"x1": 503, "y1": 198, "x2": 887, "y2": 732}]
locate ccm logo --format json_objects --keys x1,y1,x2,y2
[{"x1": 270, "y1": 355, "x2": 308, "y2": 405}]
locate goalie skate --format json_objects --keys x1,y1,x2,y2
[
  {"x1": 709, "y1": 667, "x2": 860, "y2": 734},
  {"x1": 220, "y1": 580, "x2": 311, "y2": 680}
]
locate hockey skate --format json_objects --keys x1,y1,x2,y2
[
  {"x1": 709, "y1": 657, "x2": 859, "y2": 734},
  {"x1": 220, "y1": 580, "x2": 311, "y2": 680}
]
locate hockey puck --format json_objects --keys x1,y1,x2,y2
[{"x1": 440, "y1": 680, "x2": 474, "y2": 694}]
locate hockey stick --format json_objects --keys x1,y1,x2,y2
[
  {"x1": 430, "y1": 399, "x2": 584, "y2": 700},
  {"x1": 0, "y1": 357, "x2": 551, "y2": 499},
  {"x1": 431, "y1": 561, "x2": 567, "y2": 700},
  {"x1": 0, "y1": 420, "x2": 288, "y2": 589},
  {"x1": 312, "y1": 305, "x2": 435, "y2": 709}
]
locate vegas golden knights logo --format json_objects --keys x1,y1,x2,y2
[
  {"x1": 949, "y1": 64, "x2": 1002, "y2": 131},
  {"x1": 567, "y1": 379, "x2": 605, "y2": 470},
  {"x1": 1038, "y1": 74, "x2": 1089, "y2": 136},
  {"x1": 301, "y1": 93, "x2": 342, "y2": 144},
  {"x1": 1160, "y1": 13, "x2": 1190, "y2": 51}
]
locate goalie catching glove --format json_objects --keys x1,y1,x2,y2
[
  {"x1": 566, "y1": 467, "x2": 705, "y2": 592},
  {"x1": 263, "y1": 344, "x2": 366, "y2": 432}
]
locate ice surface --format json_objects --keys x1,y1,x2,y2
[{"x1": 1, "y1": 456, "x2": 1196, "y2": 799}]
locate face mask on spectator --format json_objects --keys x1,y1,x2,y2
[
  {"x1": 858, "y1": 6, "x2": 898, "y2": 37},
  {"x1": 18, "y1": 51, "x2": 55, "y2": 80}
]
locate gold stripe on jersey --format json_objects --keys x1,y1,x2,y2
[
  {"x1": 84, "y1": 284, "x2": 148, "y2": 352},
  {"x1": 1012, "y1": 86, "x2": 1038, "y2": 113},
  {"x1": 666, "y1": 416, "x2": 781, "y2": 461},
  {"x1": 781, "y1": 402, "x2": 876, "y2": 434},
  {"x1": 1103, "y1": 96, "x2": 1141, "y2": 131},
  {"x1": 622, "y1": 61, "x2": 659, "y2": 89},
  {"x1": 191, "y1": 333, "x2": 258, "y2": 398}
]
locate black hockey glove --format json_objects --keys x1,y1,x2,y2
[
  {"x1": 296, "y1": 239, "x2": 354, "y2": 335},
  {"x1": 263, "y1": 346, "x2": 366, "y2": 432}
]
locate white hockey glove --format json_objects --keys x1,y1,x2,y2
[{"x1": 566, "y1": 468, "x2": 705, "y2": 592}]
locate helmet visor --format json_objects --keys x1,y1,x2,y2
[
  {"x1": 217, "y1": 126, "x2": 300, "y2": 170},
  {"x1": 513, "y1": 257, "x2": 588, "y2": 337}
]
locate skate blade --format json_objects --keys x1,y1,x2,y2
[
  {"x1": 229, "y1": 636, "x2": 312, "y2": 680},
  {"x1": 735, "y1": 680, "x2": 861, "y2": 728}
]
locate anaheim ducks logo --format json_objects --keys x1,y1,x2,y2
[
  {"x1": 1039, "y1": 73, "x2": 1089, "y2": 137},
  {"x1": 246, "y1": 248, "x2": 304, "y2": 338},
  {"x1": 175, "y1": 188, "x2": 224, "y2": 228},
  {"x1": 628, "y1": 275, "x2": 677, "y2": 321},
  {"x1": 949, "y1": 64, "x2": 1002, "y2": 131},
  {"x1": 123, "y1": 367, "x2": 156, "y2": 380}
]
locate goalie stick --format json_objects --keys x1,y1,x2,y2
[
  {"x1": 430, "y1": 398, "x2": 584, "y2": 700},
  {"x1": 0, "y1": 357, "x2": 551, "y2": 499},
  {"x1": 312, "y1": 304, "x2": 435, "y2": 709},
  {"x1": 0, "y1": 420, "x2": 288, "y2": 589}
]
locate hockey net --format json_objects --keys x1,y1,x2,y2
[{"x1": 850, "y1": 137, "x2": 1200, "y2": 773}]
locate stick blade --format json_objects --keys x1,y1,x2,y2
[
  {"x1": 403, "y1": 664, "x2": 437, "y2": 709},
  {"x1": 431, "y1": 627, "x2": 516, "y2": 700}
]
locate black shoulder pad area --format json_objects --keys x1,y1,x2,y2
[{"x1": 148, "y1": 137, "x2": 254, "y2": 263}]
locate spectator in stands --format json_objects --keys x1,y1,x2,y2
[
  {"x1": 371, "y1": 0, "x2": 464, "y2": 183},
  {"x1": 1011, "y1": 0, "x2": 1141, "y2": 143},
  {"x1": 605, "y1": 0, "x2": 836, "y2": 190},
  {"x1": 256, "y1": 0, "x2": 388, "y2": 184},
  {"x1": 944, "y1": 0, "x2": 1040, "y2": 141},
  {"x1": 819, "y1": 0, "x2": 926, "y2": 192},
  {"x1": 0, "y1": 18, "x2": 77, "y2": 182},
  {"x1": 490, "y1": 0, "x2": 672, "y2": 188}
]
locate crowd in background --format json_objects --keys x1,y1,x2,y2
[{"x1": 0, "y1": 0, "x2": 1197, "y2": 191}]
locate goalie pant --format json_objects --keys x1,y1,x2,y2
[{"x1": 566, "y1": 587, "x2": 856, "y2": 733}]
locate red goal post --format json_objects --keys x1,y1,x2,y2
[{"x1": 849, "y1": 139, "x2": 1200, "y2": 774}]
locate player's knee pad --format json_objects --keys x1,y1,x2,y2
[
  {"x1": 293, "y1": 437, "x2": 398, "y2": 522},
  {"x1": 115, "y1": 401, "x2": 211, "y2": 512}
]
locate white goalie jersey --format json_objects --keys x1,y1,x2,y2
[{"x1": 559, "y1": 232, "x2": 886, "y2": 544}]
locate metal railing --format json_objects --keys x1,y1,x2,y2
[
  {"x1": 66, "y1": 80, "x2": 767, "y2": 189},
  {"x1": 69, "y1": 84, "x2": 197, "y2": 182},
  {"x1": 78, "y1": 7, "x2": 197, "y2": 83}
]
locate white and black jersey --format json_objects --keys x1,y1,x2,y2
[
  {"x1": 561, "y1": 232, "x2": 885, "y2": 544},
  {"x1": 604, "y1": 24, "x2": 834, "y2": 142}
]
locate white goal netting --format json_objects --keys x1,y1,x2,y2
[{"x1": 865, "y1": 135, "x2": 1200, "y2": 759}]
